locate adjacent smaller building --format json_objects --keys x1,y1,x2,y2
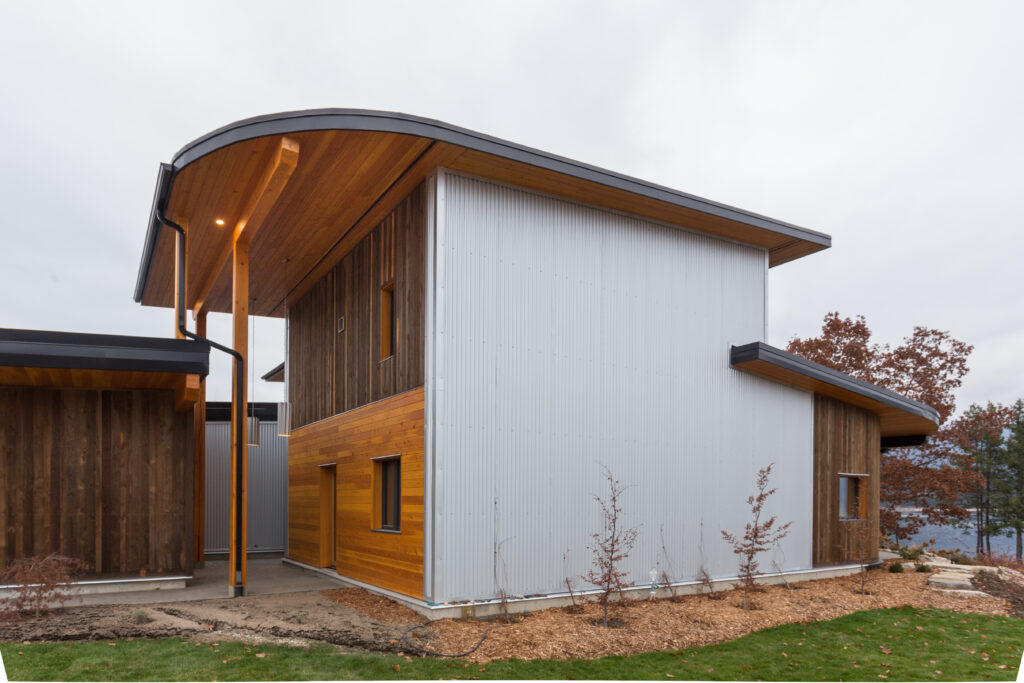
[{"x1": 0, "y1": 328, "x2": 209, "y2": 576}]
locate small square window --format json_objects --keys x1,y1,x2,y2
[
  {"x1": 375, "y1": 457, "x2": 401, "y2": 531},
  {"x1": 839, "y1": 475, "x2": 867, "y2": 520}
]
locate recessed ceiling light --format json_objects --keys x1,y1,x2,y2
[{"x1": 215, "y1": 218, "x2": 225, "y2": 226}]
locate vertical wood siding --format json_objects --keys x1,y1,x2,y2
[
  {"x1": 287, "y1": 388, "x2": 425, "y2": 598},
  {"x1": 812, "y1": 394, "x2": 881, "y2": 566},
  {"x1": 288, "y1": 182, "x2": 426, "y2": 428},
  {"x1": 0, "y1": 387, "x2": 193, "y2": 574}
]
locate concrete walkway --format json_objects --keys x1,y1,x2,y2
[{"x1": 75, "y1": 558, "x2": 349, "y2": 606}]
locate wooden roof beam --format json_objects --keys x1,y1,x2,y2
[{"x1": 192, "y1": 136, "x2": 300, "y2": 316}]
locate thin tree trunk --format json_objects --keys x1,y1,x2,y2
[{"x1": 977, "y1": 505, "x2": 984, "y2": 554}]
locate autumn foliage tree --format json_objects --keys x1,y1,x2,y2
[
  {"x1": 721, "y1": 463, "x2": 791, "y2": 610},
  {"x1": 788, "y1": 312, "x2": 975, "y2": 543}
]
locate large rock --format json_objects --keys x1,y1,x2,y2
[{"x1": 928, "y1": 573, "x2": 975, "y2": 590}]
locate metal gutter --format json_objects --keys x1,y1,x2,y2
[
  {"x1": 134, "y1": 163, "x2": 175, "y2": 303},
  {"x1": 730, "y1": 341, "x2": 941, "y2": 427},
  {"x1": 0, "y1": 328, "x2": 209, "y2": 376},
  {"x1": 134, "y1": 108, "x2": 833, "y2": 304}
]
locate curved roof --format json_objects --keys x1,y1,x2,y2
[{"x1": 135, "y1": 108, "x2": 831, "y2": 317}]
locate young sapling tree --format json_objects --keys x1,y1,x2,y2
[
  {"x1": 585, "y1": 465, "x2": 639, "y2": 627},
  {"x1": 721, "y1": 463, "x2": 792, "y2": 610}
]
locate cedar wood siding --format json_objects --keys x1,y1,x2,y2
[
  {"x1": 0, "y1": 387, "x2": 194, "y2": 575},
  {"x1": 287, "y1": 388, "x2": 425, "y2": 598},
  {"x1": 286, "y1": 182, "x2": 426, "y2": 598},
  {"x1": 812, "y1": 393, "x2": 881, "y2": 566}
]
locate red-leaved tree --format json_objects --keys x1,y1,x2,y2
[{"x1": 788, "y1": 313, "x2": 975, "y2": 544}]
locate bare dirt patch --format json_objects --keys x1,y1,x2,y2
[
  {"x1": 420, "y1": 570, "x2": 1012, "y2": 663},
  {"x1": 0, "y1": 590, "x2": 418, "y2": 654},
  {"x1": 322, "y1": 588, "x2": 421, "y2": 624},
  {"x1": 973, "y1": 572, "x2": 1024, "y2": 617}
]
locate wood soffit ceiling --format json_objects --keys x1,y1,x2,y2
[{"x1": 137, "y1": 109, "x2": 832, "y2": 318}]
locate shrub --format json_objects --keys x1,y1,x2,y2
[
  {"x1": 896, "y1": 545, "x2": 925, "y2": 560},
  {"x1": 0, "y1": 554, "x2": 87, "y2": 618},
  {"x1": 973, "y1": 551, "x2": 1024, "y2": 571},
  {"x1": 914, "y1": 563, "x2": 932, "y2": 573},
  {"x1": 888, "y1": 562, "x2": 905, "y2": 573}
]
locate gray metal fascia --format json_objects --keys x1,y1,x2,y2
[
  {"x1": 730, "y1": 341, "x2": 940, "y2": 426},
  {"x1": 133, "y1": 109, "x2": 832, "y2": 304}
]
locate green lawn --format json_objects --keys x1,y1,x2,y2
[{"x1": 2, "y1": 607, "x2": 1021, "y2": 681}]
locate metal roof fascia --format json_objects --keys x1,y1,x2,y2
[
  {"x1": 0, "y1": 329, "x2": 210, "y2": 376},
  {"x1": 730, "y1": 341, "x2": 940, "y2": 426},
  {"x1": 133, "y1": 109, "x2": 833, "y2": 304},
  {"x1": 260, "y1": 361, "x2": 285, "y2": 381}
]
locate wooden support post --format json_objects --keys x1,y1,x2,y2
[
  {"x1": 229, "y1": 238, "x2": 249, "y2": 594},
  {"x1": 194, "y1": 310, "x2": 208, "y2": 566},
  {"x1": 174, "y1": 219, "x2": 188, "y2": 338}
]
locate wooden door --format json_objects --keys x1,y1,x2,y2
[{"x1": 318, "y1": 465, "x2": 337, "y2": 568}]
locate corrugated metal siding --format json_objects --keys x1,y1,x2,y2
[
  {"x1": 205, "y1": 422, "x2": 289, "y2": 554},
  {"x1": 428, "y1": 171, "x2": 814, "y2": 603}
]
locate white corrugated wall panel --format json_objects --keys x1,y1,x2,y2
[
  {"x1": 205, "y1": 422, "x2": 289, "y2": 554},
  {"x1": 428, "y1": 172, "x2": 814, "y2": 603}
]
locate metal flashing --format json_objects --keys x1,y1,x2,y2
[
  {"x1": 261, "y1": 361, "x2": 285, "y2": 382},
  {"x1": 133, "y1": 108, "x2": 832, "y2": 304},
  {"x1": 0, "y1": 328, "x2": 210, "y2": 376},
  {"x1": 730, "y1": 341, "x2": 940, "y2": 429},
  {"x1": 205, "y1": 401, "x2": 278, "y2": 422}
]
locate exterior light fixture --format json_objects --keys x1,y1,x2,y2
[
  {"x1": 215, "y1": 218, "x2": 225, "y2": 226},
  {"x1": 276, "y1": 402, "x2": 290, "y2": 437},
  {"x1": 247, "y1": 413, "x2": 260, "y2": 447}
]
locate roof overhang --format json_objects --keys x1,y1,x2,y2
[
  {"x1": 730, "y1": 342, "x2": 940, "y2": 439},
  {"x1": 134, "y1": 108, "x2": 832, "y2": 318},
  {"x1": 261, "y1": 361, "x2": 284, "y2": 383}
]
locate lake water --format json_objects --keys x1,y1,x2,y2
[{"x1": 905, "y1": 521, "x2": 1019, "y2": 556}]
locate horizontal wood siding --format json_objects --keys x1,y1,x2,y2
[
  {"x1": 287, "y1": 388, "x2": 424, "y2": 598},
  {"x1": 813, "y1": 394, "x2": 881, "y2": 566},
  {"x1": 0, "y1": 387, "x2": 193, "y2": 575},
  {"x1": 288, "y1": 182, "x2": 426, "y2": 429}
]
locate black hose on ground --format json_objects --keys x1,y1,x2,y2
[{"x1": 400, "y1": 621, "x2": 490, "y2": 658}]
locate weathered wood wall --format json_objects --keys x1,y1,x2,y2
[
  {"x1": 287, "y1": 388, "x2": 424, "y2": 598},
  {"x1": 812, "y1": 393, "x2": 881, "y2": 566},
  {"x1": 0, "y1": 387, "x2": 194, "y2": 575},
  {"x1": 288, "y1": 182, "x2": 426, "y2": 428}
]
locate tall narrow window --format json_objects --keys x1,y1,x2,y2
[
  {"x1": 838, "y1": 475, "x2": 867, "y2": 520},
  {"x1": 380, "y1": 283, "x2": 395, "y2": 360},
  {"x1": 375, "y1": 457, "x2": 401, "y2": 531}
]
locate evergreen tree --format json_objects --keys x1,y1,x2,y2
[{"x1": 994, "y1": 400, "x2": 1024, "y2": 559}]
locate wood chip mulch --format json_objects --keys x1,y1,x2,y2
[
  {"x1": 419, "y1": 570, "x2": 1013, "y2": 663},
  {"x1": 321, "y1": 588, "x2": 421, "y2": 624}
]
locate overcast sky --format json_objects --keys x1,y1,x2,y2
[{"x1": 0, "y1": 1, "x2": 1020, "y2": 414}]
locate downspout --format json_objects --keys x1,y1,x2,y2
[{"x1": 157, "y1": 208, "x2": 246, "y2": 598}]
